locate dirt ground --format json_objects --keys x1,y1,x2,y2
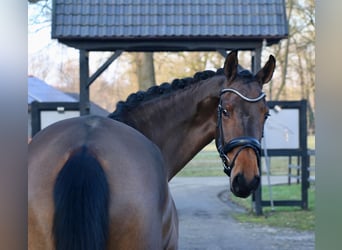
[{"x1": 169, "y1": 177, "x2": 315, "y2": 250}]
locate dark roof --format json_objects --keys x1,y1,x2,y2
[
  {"x1": 28, "y1": 76, "x2": 109, "y2": 116},
  {"x1": 52, "y1": 0, "x2": 288, "y2": 51},
  {"x1": 28, "y1": 76, "x2": 77, "y2": 104},
  {"x1": 65, "y1": 93, "x2": 109, "y2": 117}
]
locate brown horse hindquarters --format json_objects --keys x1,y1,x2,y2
[{"x1": 28, "y1": 116, "x2": 175, "y2": 250}]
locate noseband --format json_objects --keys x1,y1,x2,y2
[{"x1": 216, "y1": 88, "x2": 265, "y2": 177}]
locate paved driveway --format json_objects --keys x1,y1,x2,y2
[{"x1": 169, "y1": 177, "x2": 314, "y2": 250}]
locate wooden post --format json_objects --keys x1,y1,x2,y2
[
  {"x1": 79, "y1": 50, "x2": 90, "y2": 116},
  {"x1": 300, "y1": 100, "x2": 309, "y2": 209},
  {"x1": 252, "y1": 46, "x2": 263, "y2": 216},
  {"x1": 252, "y1": 47, "x2": 262, "y2": 74}
]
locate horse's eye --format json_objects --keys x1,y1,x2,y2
[
  {"x1": 265, "y1": 112, "x2": 271, "y2": 120},
  {"x1": 222, "y1": 109, "x2": 230, "y2": 117}
]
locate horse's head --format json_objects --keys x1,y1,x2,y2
[{"x1": 216, "y1": 51, "x2": 276, "y2": 198}]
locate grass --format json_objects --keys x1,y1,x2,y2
[{"x1": 230, "y1": 184, "x2": 315, "y2": 231}]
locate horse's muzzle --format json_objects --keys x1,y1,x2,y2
[{"x1": 231, "y1": 173, "x2": 260, "y2": 198}]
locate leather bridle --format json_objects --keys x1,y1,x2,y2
[{"x1": 216, "y1": 88, "x2": 266, "y2": 177}]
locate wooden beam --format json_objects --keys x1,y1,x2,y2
[
  {"x1": 217, "y1": 49, "x2": 228, "y2": 58},
  {"x1": 87, "y1": 50, "x2": 123, "y2": 88},
  {"x1": 60, "y1": 39, "x2": 265, "y2": 52}
]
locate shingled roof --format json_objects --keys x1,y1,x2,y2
[
  {"x1": 52, "y1": 0, "x2": 288, "y2": 51},
  {"x1": 28, "y1": 76, "x2": 109, "y2": 116}
]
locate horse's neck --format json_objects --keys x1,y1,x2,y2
[{"x1": 126, "y1": 75, "x2": 225, "y2": 180}]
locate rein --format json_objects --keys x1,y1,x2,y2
[{"x1": 216, "y1": 88, "x2": 265, "y2": 177}]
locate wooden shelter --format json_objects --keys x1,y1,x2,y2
[{"x1": 51, "y1": 0, "x2": 288, "y2": 115}]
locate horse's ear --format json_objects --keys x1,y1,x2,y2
[
  {"x1": 224, "y1": 50, "x2": 238, "y2": 82},
  {"x1": 256, "y1": 55, "x2": 276, "y2": 85}
]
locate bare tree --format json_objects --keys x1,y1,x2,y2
[
  {"x1": 274, "y1": 0, "x2": 294, "y2": 100},
  {"x1": 134, "y1": 52, "x2": 156, "y2": 90},
  {"x1": 264, "y1": 0, "x2": 315, "y2": 132},
  {"x1": 28, "y1": 0, "x2": 51, "y2": 29}
]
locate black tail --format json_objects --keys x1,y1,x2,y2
[{"x1": 53, "y1": 146, "x2": 110, "y2": 250}]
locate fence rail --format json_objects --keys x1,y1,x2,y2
[{"x1": 179, "y1": 143, "x2": 316, "y2": 184}]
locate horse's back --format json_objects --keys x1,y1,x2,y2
[
  {"x1": 28, "y1": 116, "x2": 175, "y2": 249},
  {"x1": 29, "y1": 115, "x2": 166, "y2": 184}
]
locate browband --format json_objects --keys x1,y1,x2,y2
[{"x1": 220, "y1": 88, "x2": 266, "y2": 102}]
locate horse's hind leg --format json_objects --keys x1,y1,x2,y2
[
  {"x1": 28, "y1": 206, "x2": 53, "y2": 250},
  {"x1": 107, "y1": 210, "x2": 164, "y2": 250}
]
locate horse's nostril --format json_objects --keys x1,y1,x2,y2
[
  {"x1": 231, "y1": 173, "x2": 246, "y2": 196},
  {"x1": 231, "y1": 173, "x2": 260, "y2": 198}
]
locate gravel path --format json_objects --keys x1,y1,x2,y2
[{"x1": 169, "y1": 177, "x2": 315, "y2": 250}]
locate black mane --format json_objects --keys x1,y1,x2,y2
[
  {"x1": 237, "y1": 65, "x2": 253, "y2": 77},
  {"x1": 109, "y1": 68, "x2": 225, "y2": 121}
]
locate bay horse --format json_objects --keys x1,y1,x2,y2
[{"x1": 28, "y1": 51, "x2": 275, "y2": 250}]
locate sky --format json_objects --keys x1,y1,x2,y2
[
  {"x1": 28, "y1": 2, "x2": 82, "y2": 85},
  {"x1": 28, "y1": 1, "x2": 79, "y2": 65},
  {"x1": 28, "y1": 2, "x2": 52, "y2": 54},
  {"x1": 28, "y1": 25, "x2": 51, "y2": 54}
]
